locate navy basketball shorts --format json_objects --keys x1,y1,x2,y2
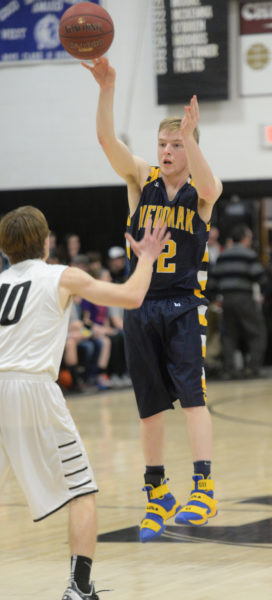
[{"x1": 123, "y1": 297, "x2": 208, "y2": 419}]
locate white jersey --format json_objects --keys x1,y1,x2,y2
[{"x1": 0, "y1": 259, "x2": 72, "y2": 380}]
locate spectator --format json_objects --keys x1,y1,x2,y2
[
  {"x1": 213, "y1": 223, "x2": 267, "y2": 379},
  {"x1": 49, "y1": 230, "x2": 57, "y2": 253},
  {"x1": 87, "y1": 251, "x2": 103, "y2": 278},
  {"x1": 61, "y1": 306, "x2": 102, "y2": 393},
  {"x1": 65, "y1": 233, "x2": 81, "y2": 265},
  {"x1": 207, "y1": 226, "x2": 222, "y2": 265},
  {"x1": 107, "y1": 246, "x2": 127, "y2": 283},
  {"x1": 70, "y1": 253, "x2": 90, "y2": 272},
  {"x1": 46, "y1": 248, "x2": 63, "y2": 265},
  {"x1": 64, "y1": 261, "x2": 112, "y2": 391},
  {"x1": 205, "y1": 226, "x2": 224, "y2": 377},
  {"x1": 47, "y1": 231, "x2": 66, "y2": 264},
  {"x1": 81, "y1": 269, "x2": 128, "y2": 388}
]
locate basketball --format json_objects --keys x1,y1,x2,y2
[
  {"x1": 58, "y1": 369, "x2": 73, "y2": 389},
  {"x1": 59, "y1": 1, "x2": 114, "y2": 60}
]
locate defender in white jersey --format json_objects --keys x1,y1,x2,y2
[{"x1": 0, "y1": 205, "x2": 170, "y2": 600}]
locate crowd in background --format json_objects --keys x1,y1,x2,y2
[
  {"x1": 1, "y1": 220, "x2": 272, "y2": 393},
  {"x1": 205, "y1": 224, "x2": 272, "y2": 380},
  {"x1": 49, "y1": 232, "x2": 132, "y2": 393}
]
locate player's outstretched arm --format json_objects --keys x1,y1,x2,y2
[
  {"x1": 181, "y1": 95, "x2": 222, "y2": 207},
  {"x1": 82, "y1": 57, "x2": 143, "y2": 186},
  {"x1": 59, "y1": 220, "x2": 170, "y2": 310}
]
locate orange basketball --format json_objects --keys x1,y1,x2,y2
[
  {"x1": 58, "y1": 369, "x2": 73, "y2": 389},
  {"x1": 59, "y1": 1, "x2": 114, "y2": 60}
]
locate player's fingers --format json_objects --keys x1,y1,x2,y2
[
  {"x1": 157, "y1": 220, "x2": 168, "y2": 239},
  {"x1": 124, "y1": 233, "x2": 139, "y2": 255},
  {"x1": 191, "y1": 96, "x2": 199, "y2": 121},
  {"x1": 191, "y1": 98, "x2": 198, "y2": 119},
  {"x1": 145, "y1": 218, "x2": 152, "y2": 236},
  {"x1": 152, "y1": 218, "x2": 163, "y2": 238},
  {"x1": 185, "y1": 106, "x2": 192, "y2": 119},
  {"x1": 195, "y1": 96, "x2": 200, "y2": 119},
  {"x1": 162, "y1": 231, "x2": 171, "y2": 245},
  {"x1": 81, "y1": 61, "x2": 92, "y2": 71},
  {"x1": 124, "y1": 232, "x2": 133, "y2": 245}
]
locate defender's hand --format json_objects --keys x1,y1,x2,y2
[{"x1": 125, "y1": 219, "x2": 170, "y2": 263}]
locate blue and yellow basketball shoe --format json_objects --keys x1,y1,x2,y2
[
  {"x1": 140, "y1": 478, "x2": 181, "y2": 542},
  {"x1": 175, "y1": 474, "x2": 217, "y2": 526}
]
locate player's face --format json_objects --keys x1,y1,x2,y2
[{"x1": 158, "y1": 129, "x2": 188, "y2": 177}]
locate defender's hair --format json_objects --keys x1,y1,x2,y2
[
  {"x1": 158, "y1": 116, "x2": 200, "y2": 144},
  {"x1": 0, "y1": 205, "x2": 49, "y2": 264}
]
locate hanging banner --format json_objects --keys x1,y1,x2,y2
[
  {"x1": 153, "y1": 0, "x2": 229, "y2": 104},
  {"x1": 0, "y1": 0, "x2": 99, "y2": 65},
  {"x1": 239, "y1": 1, "x2": 272, "y2": 96}
]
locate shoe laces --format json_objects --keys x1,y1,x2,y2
[{"x1": 93, "y1": 588, "x2": 113, "y2": 599}]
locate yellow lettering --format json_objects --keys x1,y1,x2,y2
[
  {"x1": 143, "y1": 206, "x2": 156, "y2": 227},
  {"x1": 176, "y1": 206, "x2": 185, "y2": 230},
  {"x1": 185, "y1": 209, "x2": 194, "y2": 233},
  {"x1": 139, "y1": 206, "x2": 147, "y2": 228}
]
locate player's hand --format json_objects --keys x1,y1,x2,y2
[
  {"x1": 81, "y1": 57, "x2": 116, "y2": 89},
  {"x1": 180, "y1": 94, "x2": 199, "y2": 139},
  {"x1": 125, "y1": 219, "x2": 170, "y2": 263}
]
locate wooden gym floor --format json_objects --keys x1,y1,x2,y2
[{"x1": 0, "y1": 374, "x2": 272, "y2": 599}]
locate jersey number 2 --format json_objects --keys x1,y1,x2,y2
[
  {"x1": 157, "y1": 240, "x2": 176, "y2": 273},
  {"x1": 0, "y1": 281, "x2": 31, "y2": 326}
]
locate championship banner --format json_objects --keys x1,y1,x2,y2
[
  {"x1": 0, "y1": 0, "x2": 99, "y2": 64},
  {"x1": 239, "y1": 1, "x2": 272, "y2": 96},
  {"x1": 153, "y1": 0, "x2": 228, "y2": 104}
]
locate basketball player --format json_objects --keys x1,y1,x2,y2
[
  {"x1": 0, "y1": 205, "x2": 169, "y2": 600},
  {"x1": 83, "y1": 57, "x2": 223, "y2": 542}
]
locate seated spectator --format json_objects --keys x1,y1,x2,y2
[
  {"x1": 60, "y1": 301, "x2": 110, "y2": 392},
  {"x1": 107, "y1": 246, "x2": 128, "y2": 283},
  {"x1": 64, "y1": 233, "x2": 81, "y2": 265},
  {"x1": 70, "y1": 253, "x2": 90, "y2": 273},
  {"x1": 47, "y1": 231, "x2": 66, "y2": 264},
  {"x1": 108, "y1": 304, "x2": 124, "y2": 330},
  {"x1": 46, "y1": 248, "x2": 63, "y2": 265},
  {"x1": 81, "y1": 269, "x2": 130, "y2": 387},
  {"x1": 69, "y1": 260, "x2": 112, "y2": 390},
  {"x1": 86, "y1": 251, "x2": 103, "y2": 278}
]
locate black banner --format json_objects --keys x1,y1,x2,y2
[{"x1": 154, "y1": 0, "x2": 229, "y2": 104}]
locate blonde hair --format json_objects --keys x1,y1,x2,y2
[
  {"x1": 0, "y1": 205, "x2": 49, "y2": 264},
  {"x1": 158, "y1": 116, "x2": 199, "y2": 144}
]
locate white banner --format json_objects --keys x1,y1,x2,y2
[{"x1": 239, "y1": 1, "x2": 272, "y2": 96}]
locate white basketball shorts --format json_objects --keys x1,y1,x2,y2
[{"x1": 0, "y1": 372, "x2": 98, "y2": 521}]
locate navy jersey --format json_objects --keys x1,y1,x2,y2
[{"x1": 126, "y1": 167, "x2": 210, "y2": 300}]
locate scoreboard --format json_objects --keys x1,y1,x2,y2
[{"x1": 153, "y1": 0, "x2": 229, "y2": 104}]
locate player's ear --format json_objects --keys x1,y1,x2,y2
[{"x1": 43, "y1": 236, "x2": 50, "y2": 261}]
